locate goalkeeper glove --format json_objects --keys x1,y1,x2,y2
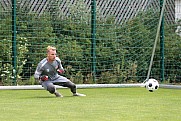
[
  {"x1": 39, "y1": 75, "x2": 49, "y2": 81},
  {"x1": 57, "y1": 69, "x2": 64, "y2": 75}
]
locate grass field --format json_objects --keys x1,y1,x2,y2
[{"x1": 0, "y1": 87, "x2": 180, "y2": 121}]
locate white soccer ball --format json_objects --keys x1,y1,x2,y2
[{"x1": 145, "y1": 78, "x2": 159, "y2": 92}]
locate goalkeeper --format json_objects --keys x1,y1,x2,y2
[{"x1": 34, "y1": 46, "x2": 86, "y2": 97}]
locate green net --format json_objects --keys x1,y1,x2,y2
[{"x1": 0, "y1": 0, "x2": 180, "y2": 85}]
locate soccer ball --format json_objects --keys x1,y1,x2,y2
[{"x1": 145, "y1": 78, "x2": 159, "y2": 92}]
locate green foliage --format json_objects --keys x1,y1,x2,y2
[
  {"x1": 17, "y1": 76, "x2": 39, "y2": 85},
  {"x1": 0, "y1": 37, "x2": 29, "y2": 85},
  {"x1": 0, "y1": 13, "x2": 12, "y2": 85},
  {"x1": 0, "y1": 11, "x2": 29, "y2": 85},
  {"x1": 164, "y1": 22, "x2": 181, "y2": 82},
  {"x1": 16, "y1": 9, "x2": 59, "y2": 80},
  {"x1": 0, "y1": 1, "x2": 180, "y2": 84},
  {"x1": 0, "y1": 63, "x2": 13, "y2": 85}
]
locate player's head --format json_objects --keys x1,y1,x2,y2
[{"x1": 47, "y1": 46, "x2": 57, "y2": 62}]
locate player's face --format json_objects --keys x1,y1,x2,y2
[{"x1": 47, "y1": 50, "x2": 57, "y2": 62}]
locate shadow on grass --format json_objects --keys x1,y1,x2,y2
[{"x1": 24, "y1": 95, "x2": 74, "y2": 99}]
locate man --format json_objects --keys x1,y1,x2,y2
[{"x1": 34, "y1": 46, "x2": 86, "y2": 97}]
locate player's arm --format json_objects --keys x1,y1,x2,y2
[
  {"x1": 56, "y1": 57, "x2": 65, "y2": 74},
  {"x1": 34, "y1": 63, "x2": 48, "y2": 81}
]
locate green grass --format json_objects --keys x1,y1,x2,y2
[{"x1": 0, "y1": 87, "x2": 180, "y2": 121}]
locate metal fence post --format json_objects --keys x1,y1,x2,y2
[
  {"x1": 91, "y1": 0, "x2": 96, "y2": 83},
  {"x1": 160, "y1": 0, "x2": 165, "y2": 82},
  {"x1": 12, "y1": 0, "x2": 17, "y2": 85}
]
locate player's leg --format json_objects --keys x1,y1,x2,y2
[
  {"x1": 41, "y1": 81, "x2": 63, "y2": 97},
  {"x1": 53, "y1": 76, "x2": 86, "y2": 96},
  {"x1": 52, "y1": 76, "x2": 76, "y2": 93},
  {"x1": 63, "y1": 81, "x2": 86, "y2": 96},
  {"x1": 58, "y1": 81, "x2": 77, "y2": 94}
]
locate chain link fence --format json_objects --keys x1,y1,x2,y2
[{"x1": 0, "y1": 0, "x2": 180, "y2": 85}]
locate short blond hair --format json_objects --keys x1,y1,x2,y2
[{"x1": 47, "y1": 46, "x2": 56, "y2": 53}]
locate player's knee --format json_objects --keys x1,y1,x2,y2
[
  {"x1": 47, "y1": 85, "x2": 55, "y2": 94},
  {"x1": 67, "y1": 82, "x2": 76, "y2": 88}
]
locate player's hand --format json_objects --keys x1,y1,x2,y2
[
  {"x1": 39, "y1": 75, "x2": 49, "y2": 81},
  {"x1": 57, "y1": 69, "x2": 64, "y2": 75}
]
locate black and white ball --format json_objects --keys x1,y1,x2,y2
[{"x1": 145, "y1": 78, "x2": 159, "y2": 92}]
